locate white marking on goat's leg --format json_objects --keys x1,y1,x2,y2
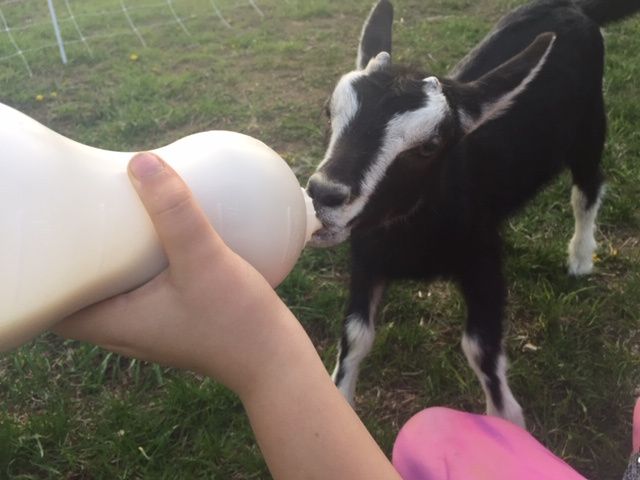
[
  {"x1": 332, "y1": 316, "x2": 375, "y2": 404},
  {"x1": 332, "y1": 283, "x2": 384, "y2": 405},
  {"x1": 461, "y1": 333, "x2": 525, "y2": 428},
  {"x1": 568, "y1": 185, "x2": 604, "y2": 276}
]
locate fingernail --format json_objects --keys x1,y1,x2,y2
[{"x1": 130, "y1": 152, "x2": 164, "y2": 179}]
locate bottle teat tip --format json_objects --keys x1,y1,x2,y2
[{"x1": 301, "y1": 188, "x2": 322, "y2": 243}]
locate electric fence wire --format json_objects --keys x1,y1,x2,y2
[{"x1": 0, "y1": 0, "x2": 262, "y2": 75}]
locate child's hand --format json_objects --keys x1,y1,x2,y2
[{"x1": 53, "y1": 152, "x2": 304, "y2": 398}]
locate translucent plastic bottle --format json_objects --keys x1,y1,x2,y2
[{"x1": 0, "y1": 102, "x2": 321, "y2": 352}]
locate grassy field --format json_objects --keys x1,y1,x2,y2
[{"x1": 1, "y1": 0, "x2": 639, "y2": 478}]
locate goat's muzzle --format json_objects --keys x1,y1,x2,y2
[
  {"x1": 306, "y1": 173, "x2": 351, "y2": 209},
  {"x1": 305, "y1": 173, "x2": 353, "y2": 247}
]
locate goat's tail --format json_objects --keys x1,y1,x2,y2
[{"x1": 576, "y1": 0, "x2": 640, "y2": 25}]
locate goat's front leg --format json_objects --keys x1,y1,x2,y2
[
  {"x1": 332, "y1": 267, "x2": 386, "y2": 405},
  {"x1": 458, "y1": 252, "x2": 525, "y2": 428}
]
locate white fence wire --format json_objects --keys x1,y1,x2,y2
[{"x1": 0, "y1": 0, "x2": 266, "y2": 76}]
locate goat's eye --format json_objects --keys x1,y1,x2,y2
[{"x1": 418, "y1": 140, "x2": 440, "y2": 158}]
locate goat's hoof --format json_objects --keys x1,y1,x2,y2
[
  {"x1": 568, "y1": 236, "x2": 596, "y2": 276},
  {"x1": 568, "y1": 257, "x2": 594, "y2": 276},
  {"x1": 488, "y1": 402, "x2": 526, "y2": 430}
]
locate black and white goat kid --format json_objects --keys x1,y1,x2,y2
[{"x1": 306, "y1": 0, "x2": 640, "y2": 428}]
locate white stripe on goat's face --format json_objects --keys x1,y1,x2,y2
[
  {"x1": 322, "y1": 71, "x2": 363, "y2": 164},
  {"x1": 307, "y1": 66, "x2": 451, "y2": 247}
]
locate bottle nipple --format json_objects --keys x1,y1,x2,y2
[{"x1": 302, "y1": 188, "x2": 322, "y2": 244}]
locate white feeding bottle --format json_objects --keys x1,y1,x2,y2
[{"x1": 0, "y1": 102, "x2": 321, "y2": 352}]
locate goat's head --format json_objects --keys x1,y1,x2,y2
[{"x1": 306, "y1": 0, "x2": 556, "y2": 247}]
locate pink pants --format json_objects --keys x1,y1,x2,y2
[
  {"x1": 392, "y1": 401, "x2": 640, "y2": 480},
  {"x1": 634, "y1": 398, "x2": 640, "y2": 453}
]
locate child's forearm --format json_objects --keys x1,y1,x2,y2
[{"x1": 238, "y1": 311, "x2": 401, "y2": 480}]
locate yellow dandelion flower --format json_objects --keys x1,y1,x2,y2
[
  {"x1": 35, "y1": 94, "x2": 44, "y2": 102},
  {"x1": 50, "y1": 91, "x2": 58, "y2": 98},
  {"x1": 130, "y1": 53, "x2": 139, "y2": 62}
]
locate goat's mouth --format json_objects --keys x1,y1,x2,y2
[
  {"x1": 308, "y1": 221, "x2": 351, "y2": 248},
  {"x1": 305, "y1": 197, "x2": 359, "y2": 248}
]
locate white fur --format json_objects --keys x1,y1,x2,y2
[
  {"x1": 330, "y1": 72, "x2": 362, "y2": 136},
  {"x1": 568, "y1": 185, "x2": 604, "y2": 276},
  {"x1": 461, "y1": 333, "x2": 525, "y2": 428},
  {"x1": 332, "y1": 315, "x2": 376, "y2": 404},
  {"x1": 366, "y1": 52, "x2": 391, "y2": 73},
  {"x1": 333, "y1": 283, "x2": 385, "y2": 404},
  {"x1": 422, "y1": 76, "x2": 441, "y2": 93},
  {"x1": 310, "y1": 72, "x2": 362, "y2": 243},
  {"x1": 317, "y1": 71, "x2": 364, "y2": 173}
]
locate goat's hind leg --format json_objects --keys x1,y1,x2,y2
[
  {"x1": 568, "y1": 100, "x2": 606, "y2": 276},
  {"x1": 459, "y1": 252, "x2": 525, "y2": 428},
  {"x1": 332, "y1": 269, "x2": 386, "y2": 405},
  {"x1": 568, "y1": 183, "x2": 604, "y2": 276}
]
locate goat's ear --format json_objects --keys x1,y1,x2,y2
[
  {"x1": 462, "y1": 32, "x2": 556, "y2": 132},
  {"x1": 357, "y1": 0, "x2": 394, "y2": 70}
]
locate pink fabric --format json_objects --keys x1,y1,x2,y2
[
  {"x1": 392, "y1": 407, "x2": 587, "y2": 480},
  {"x1": 633, "y1": 398, "x2": 640, "y2": 453}
]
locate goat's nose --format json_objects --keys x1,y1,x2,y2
[{"x1": 307, "y1": 174, "x2": 351, "y2": 208}]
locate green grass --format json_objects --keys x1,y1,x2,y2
[{"x1": 1, "y1": 0, "x2": 639, "y2": 478}]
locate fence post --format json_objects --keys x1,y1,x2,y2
[{"x1": 47, "y1": 0, "x2": 68, "y2": 65}]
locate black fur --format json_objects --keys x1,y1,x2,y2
[
  {"x1": 357, "y1": 0, "x2": 394, "y2": 69},
  {"x1": 307, "y1": 0, "x2": 640, "y2": 424},
  {"x1": 578, "y1": 0, "x2": 640, "y2": 25}
]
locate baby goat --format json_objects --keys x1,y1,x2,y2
[{"x1": 306, "y1": 0, "x2": 640, "y2": 427}]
